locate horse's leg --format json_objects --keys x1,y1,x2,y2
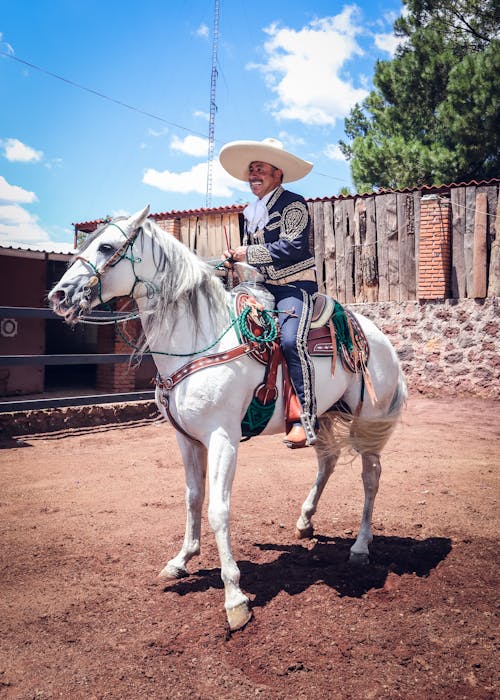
[
  {"x1": 295, "y1": 449, "x2": 339, "y2": 539},
  {"x1": 349, "y1": 451, "x2": 381, "y2": 564},
  {"x1": 158, "y1": 437, "x2": 207, "y2": 580},
  {"x1": 206, "y1": 428, "x2": 252, "y2": 632}
]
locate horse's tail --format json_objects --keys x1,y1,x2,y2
[{"x1": 316, "y1": 369, "x2": 407, "y2": 458}]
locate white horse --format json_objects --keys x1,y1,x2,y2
[{"x1": 49, "y1": 206, "x2": 406, "y2": 631}]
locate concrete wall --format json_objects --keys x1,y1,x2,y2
[{"x1": 351, "y1": 297, "x2": 499, "y2": 398}]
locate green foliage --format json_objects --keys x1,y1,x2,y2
[{"x1": 340, "y1": 0, "x2": 500, "y2": 190}]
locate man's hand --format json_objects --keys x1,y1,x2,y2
[{"x1": 222, "y1": 245, "x2": 247, "y2": 268}]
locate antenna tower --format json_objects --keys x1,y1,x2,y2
[{"x1": 206, "y1": 0, "x2": 220, "y2": 208}]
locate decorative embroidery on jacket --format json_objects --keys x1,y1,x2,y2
[
  {"x1": 245, "y1": 186, "x2": 315, "y2": 280},
  {"x1": 282, "y1": 202, "x2": 309, "y2": 242}
]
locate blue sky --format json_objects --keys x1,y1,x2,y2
[{"x1": 0, "y1": 0, "x2": 403, "y2": 251}]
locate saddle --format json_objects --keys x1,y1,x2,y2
[
  {"x1": 155, "y1": 290, "x2": 373, "y2": 442},
  {"x1": 233, "y1": 290, "x2": 372, "y2": 437}
]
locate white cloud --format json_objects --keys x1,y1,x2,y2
[
  {"x1": 0, "y1": 175, "x2": 73, "y2": 249},
  {"x1": 278, "y1": 131, "x2": 305, "y2": 147},
  {"x1": 44, "y1": 157, "x2": 63, "y2": 170},
  {"x1": 170, "y1": 134, "x2": 209, "y2": 157},
  {"x1": 2, "y1": 138, "x2": 43, "y2": 163},
  {"x1": 196, "y1": 24, "x2": 209, "y2": 38},
  {"x1": 0, "y1": 203, "x2": 52, "y2": 246},
  {"x1": 148, "y1": 126, "x2": 169, "y2": 137},
  {"x1": 193, "y1": 110, "x2": 210, "y2": 121},
  {"x1": 0, "y1": 175, "x2": 37, "y2": 204},
  {"x1": 0, "y1": 32, "x2": 14, "y2": 55},
  {"x1": 324, "y1": 144, "x2": 346, "y2": 161},
  {"x1": 143, "y1": 160, "x2": 248, "y2": 199},
  {"x1": 374, "y1": 32, "x2": 400, "y2": 56},
  {"x1": 250, "y1": 7, "x2": 369, "y2": 127}
]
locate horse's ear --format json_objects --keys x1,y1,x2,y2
[{"x1": 128, "y1": 205, "x2": 150, "y2": 231}]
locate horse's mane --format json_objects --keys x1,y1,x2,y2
[
  {"x1": 76, "y1": 215, "x2": 230, "y2": 357},
  {"x1": 137, "y1": 218, "x2": 230, "y2": 355}
]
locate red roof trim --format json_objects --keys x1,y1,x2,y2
[{"x1": 73, "y1": 178, "x2": 499, "y2": 230}]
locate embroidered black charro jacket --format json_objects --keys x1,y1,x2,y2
[{"x1": 245, "y1": 186, "x2": 315, "y2": 283}]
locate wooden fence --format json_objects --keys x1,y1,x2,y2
[
  {"x1": 177, "y1": 212, "x2": 241, "y2": 258},
  {"x1": 162, "y1": 182, "x2": 498, "y2": 303},
  {"x1": 309, "y1": 191, "x2": 420, "y2": 303},
  {"x1": 309, "y1": 182, "x2": 498, "y2": 303}
]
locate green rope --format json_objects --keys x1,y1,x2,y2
[
  {"x1": 113, "y1": 304, "x2": 277, "y2": 359},
  {"x1": 85, "y1": 226, "x2": 278, "y2": 358},
  {"x1": 237, "y1": 306, "x2": 278, "y2": 344}
]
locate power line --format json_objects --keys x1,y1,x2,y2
[
  {"x1": 0, "y1": 48, "x2": 351, "y2": 188},
  {"x1": 0, "y1": 49, "x2": 209, "y2": 141}
]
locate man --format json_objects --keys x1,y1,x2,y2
[{"x1": 219, "y1": 137, "x2": 318, "y2": 448}]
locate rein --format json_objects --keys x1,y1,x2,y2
[
  {"x1": 74, "y1": 220, "x2": 278, "y2": 358},
  {"x1": 75, "y1": 222, "x2": 156, "y2": 304}
]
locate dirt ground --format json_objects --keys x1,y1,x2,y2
[{"x1": 0, "y1": 395, "x2": 498, "y2": 700}]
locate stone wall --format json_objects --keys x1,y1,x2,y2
[{"x1": 350, "y1": 298, "x2": 499, "y2": 398}]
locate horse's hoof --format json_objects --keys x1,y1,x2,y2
[
  {"x1": 158, "y1": 563, "x2": 189, "y2": 580},
  {"x1": 349, "y1": 552, "x2": 370, "y2": 567},
  {"x1": 226, "y1": 602, "x2": 252, "y2": 632},
  {"x1": 295, "y1": 525, "x2": 314, "y2": 539}
]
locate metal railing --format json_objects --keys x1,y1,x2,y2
[{"x1": 0, "y1": 306, "x2": 155, "y2": 413}]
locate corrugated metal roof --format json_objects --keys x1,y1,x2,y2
[
  {"x1": 74, "y1": 203, "x2": 246, "y2": 231},
  {"x1": 307, "y1": 177, "x2": 500, "y2": 203},
  {"x1": 0, "y1": 241, "x2": 75, "y2": 256},
  {"x1": 72, "y1": 177, "x2": 499, "y2": 230}
]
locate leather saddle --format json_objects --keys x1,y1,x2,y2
[{"x1": 233, "y1": 290, "x2": 370, "y2": 432}]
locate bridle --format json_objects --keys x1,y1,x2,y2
[{"x1": 74, "y1": 221, "x2": 156, "y2": 306}]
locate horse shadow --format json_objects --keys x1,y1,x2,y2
[{"x1": 162, "y1": 534, "x2": 452, "y2": 607}]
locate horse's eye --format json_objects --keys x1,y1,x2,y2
[{"x1": 98, "y1": 243, "x2": 115, "y2": 254}]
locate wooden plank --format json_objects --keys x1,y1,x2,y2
[
  {"x1": 397, "y1": 193, "x2": 417, "y2": 301},
  {"x1": 375, "y1": 194, "x2": 389, "y2": 301},
  {"x1": 353, "y1": 199, "x2": 365, "y2": 302},
  {"x1": 362, "y1": 196, "x2": 378, "y2": 302},
  {"x1": 344, "y1": 199, "x2": 355, "y2": 303},
  {"x1": 473, "y1": 192, "x2": 488, "y2": 298},
  {"x1": 450, "y1": 188, "x2": 466, "y2": 298},
  {"x1": 385, "y1": 193, "x2": 399, "y2": 301},
  {"x1": 221, "y1": 213, "x2": 240, "y2": 251},
  {"x1": 189, "y1": 216, "x2": 198, "y2": 251},
  {"x1": 205, "y1": 215, "x2": 218, "y2": 258},
  {"x1": 464, "y1": 185, "x2": 476, "y2": 297},
  {"x1": 324, "y1": 203, "x2": 337, "y2": 299},
  {"x1": 313, "y1": 200, "x2": 326, "y2": 294},
  {"x1": 321, "y1": 202, "x2": 333, "y2": 297},
  {"x1": 179, "y1": 218, "x2": 190, "y2": 248},
  {"x1": 333, "y1": 200, "x2": 346, "y2": 303},
  {"x1": 487, "y1": 188, "x2": 500, "y2": 297},
  {"x1": 413, "y1": 191, "x2": 421, "y2": 297}
]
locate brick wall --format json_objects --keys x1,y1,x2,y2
[{"x1": 418, "y1": 194, "x2": 451, "y2": 300}]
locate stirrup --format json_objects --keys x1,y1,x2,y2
[{"x1": 300, "y1": 413, "x2": 317, "y2": 446}]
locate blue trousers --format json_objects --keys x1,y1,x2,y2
[{"x1": 266, "y1": 280, "x2": 318, "y2": 424}]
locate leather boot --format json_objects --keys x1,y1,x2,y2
[{"x1": 283, "y1": 424, "x2": 308, "y2": 449}]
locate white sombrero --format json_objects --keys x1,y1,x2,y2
[{"x1": 219, "y1": 137, "x2": 313, "y2": 183}]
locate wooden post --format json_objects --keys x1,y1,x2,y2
[
  {"x1": 313, "y1": 200, "x2": 326, "y2": 294},
  {"x1": 487, "y1": 192, "x2": 500, "y2": 297},
  {"x1": 473, "y1": 193, "x2": 488, "y2": 298},
  {"x1": 450, "y1": 187, "x2": 466, "y2": 298}
]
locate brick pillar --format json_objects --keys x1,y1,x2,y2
[
  {"x1": 156, "y1": 218, "x2": 181, "y2": 241},
  {"x1": 418, "y1": 194, "x2": 451, "y2": 300},
  {"x1": 96, "y1": 299, "x2": 137, "y2": 393}
]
